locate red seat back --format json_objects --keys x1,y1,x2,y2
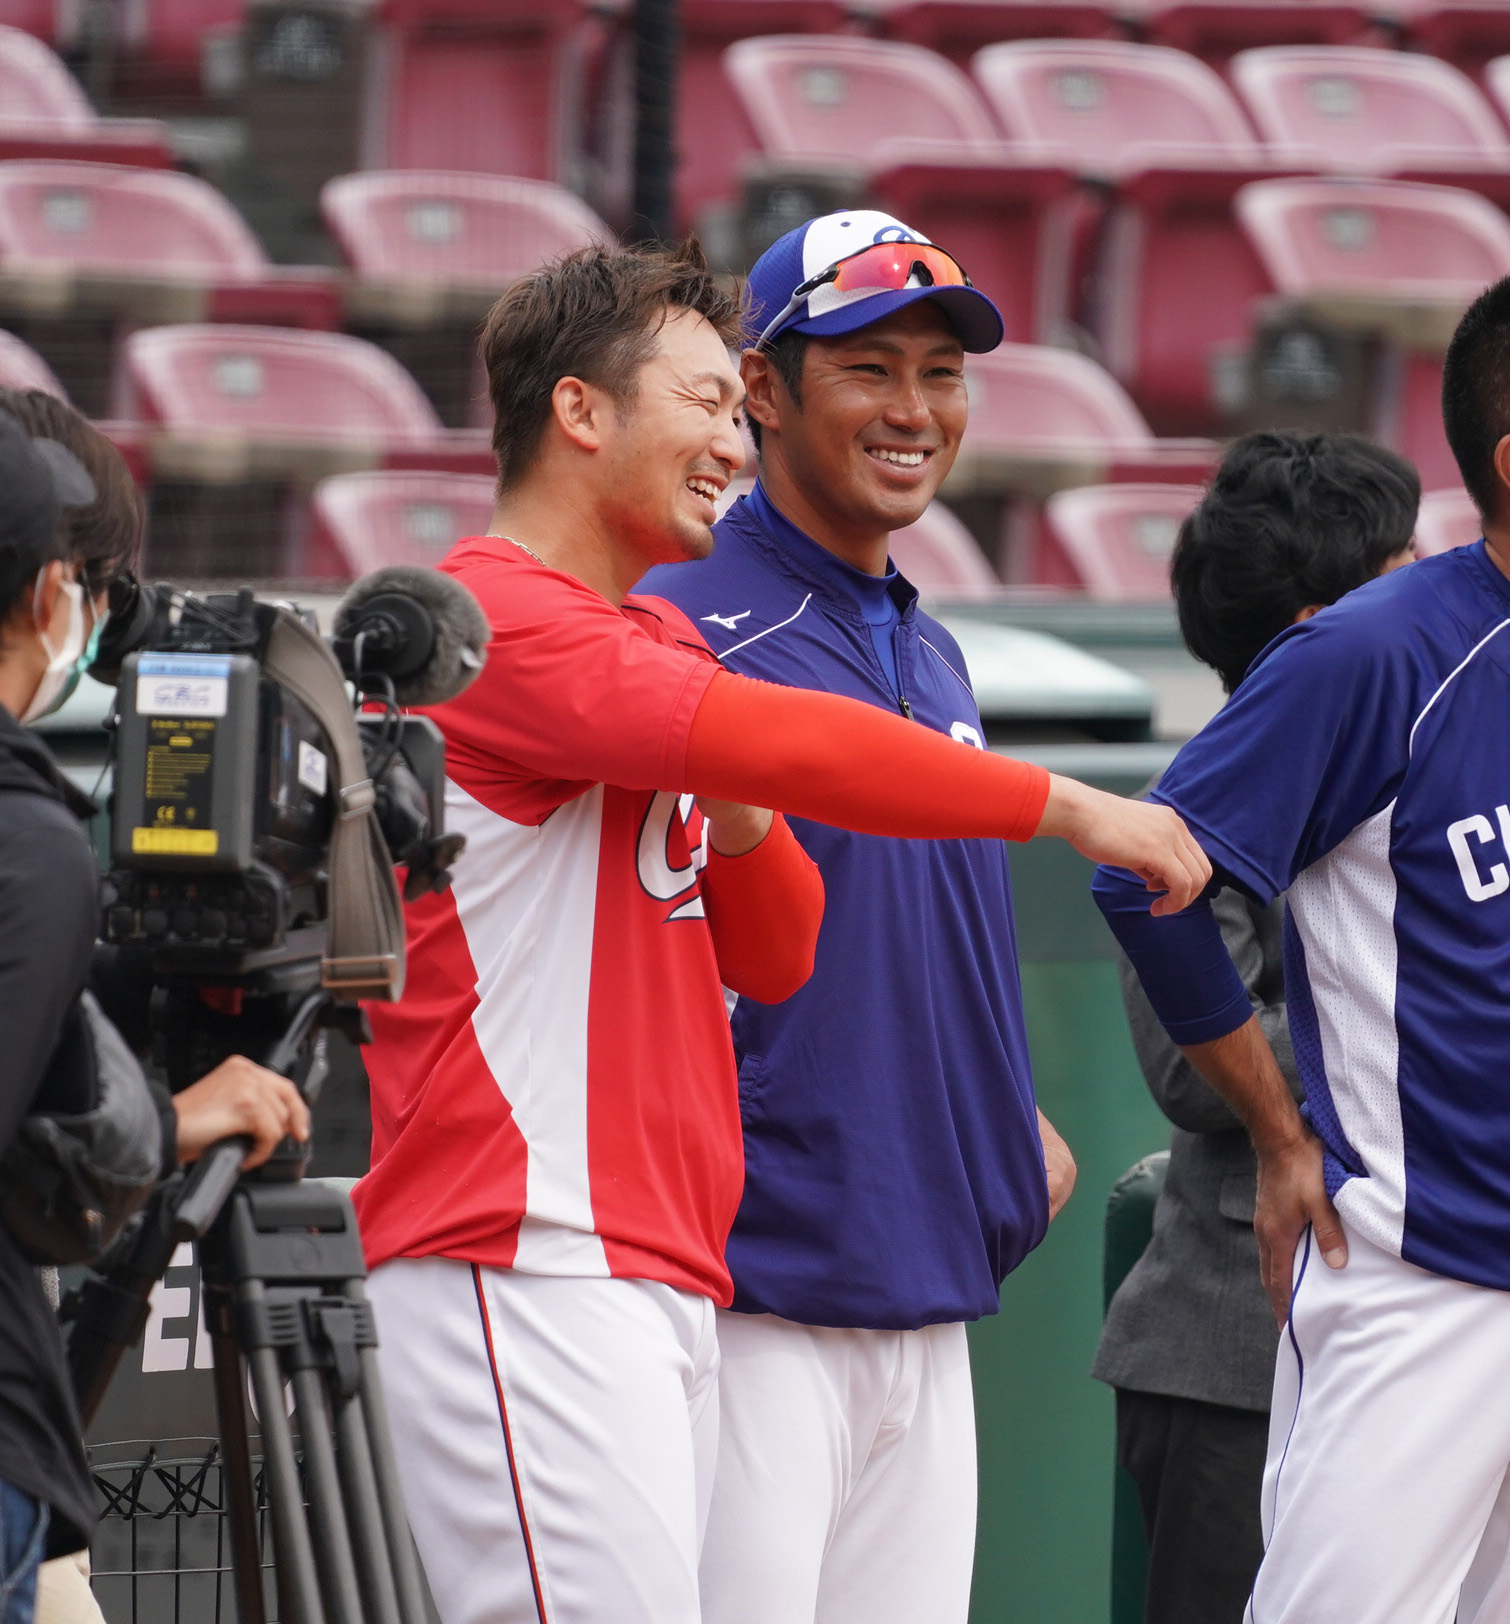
[
  {"x1": 962, "y1": 343, "x2": 1156, "y2": 453},
  {"x1": 1135, "y1": 1, "x2": 1375, "y2": 68},
  {"x1": 0, "y1": 326, "x2": 64, "y2": 395},
  {"x1": 125, "y1": 325, "x2": 443, "y2": 447},
  {"x1": 1415, "y1": 486, "x2": 1482, "y2": 556},
  {"x1": 873, "y1": 0, "x2": 1122, "y2": 65},
  {"x1": 890, "y1": 499, "x2": 1000, "y2": 590},
  {"x1": 1235, "y1": 176, "x2": 1510, "y2": 301},
  {"x1": 311, "y1": 470, "x2": 495, "y2": 576},
  {"x1": 1043, "y1": 481, "x2": 1201, "y2": 599},
  {"x1": 974, "y1": 39, "x2": 1262, "y2": 171},
  {"x1": 675, "y1": 1, "x2": 851, "y2": 231},
  {"x1": 0, "y1": 160, "x2": 266, "y2": 279},
  {"x1": 1231, "y1": 46, "x2": 1510, "y2": 172},
  {"x1": 322, "y1": 171, "x2": 609, "y2": 287},
  {"x1": 723, "y1": 35, "x2": 1005, "y2": 163}
]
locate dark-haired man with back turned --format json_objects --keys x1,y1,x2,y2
[
  {"x1": 352, "y1": 237, "x2": 1209, "y2": 1624},
  {"x1": 1096, "y1": 280, "x2": 1510, "y2": 1622}
]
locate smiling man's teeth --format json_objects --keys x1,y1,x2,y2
[
  {"x1": 688, "y1": 478, "x2": 720, "y2": 500},
  {"x1": 870, "y1": 449, "x2": 927, "y2": 467}
]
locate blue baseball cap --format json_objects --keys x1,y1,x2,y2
[{"x1": 745, "y1": 209, "x2": 1004, "y2": 353}]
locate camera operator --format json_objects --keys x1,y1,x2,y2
[{"x1": 0, "y1": 394, "x2": 308, "y2": 1624}]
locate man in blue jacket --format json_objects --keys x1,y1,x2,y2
[{"x1": 643, "y1": 210, "x2": 1075, "y2": 1624}]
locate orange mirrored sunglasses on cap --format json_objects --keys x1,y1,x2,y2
[{"x1": 754, "y1": 240, "x2": 973, "y2": 350}]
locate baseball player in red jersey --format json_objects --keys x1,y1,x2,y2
[{"x1": 355, "y1": 240, "x2": 1210, "y2": 1624}]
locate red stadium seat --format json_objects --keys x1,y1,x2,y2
[
  {"x1": 364, "y1": 0, "x2": 617, "y2": 184},
  {"x1": 1480, "y1": 59, "x2": 1510, "y2": 154},
  {"x1": 1230, "y1": 47, "x2": 1510, "y2": 204},
  {"x1": 1235, "y1": 177, "x2": 1510, "y2": 488},
  {"x1": 124, "y1": 323, "x2": 491, "y2": 576},
  {"x1": 1414, "y1": 486, "x2": 1482, "y2": 556},
  {"x1": 124, "y1": 324, "x2": 449, "y2": 478},
  {"x1": 0, "y1": 161, "x2": 338, "y2": 328},
  {"x1": 675, "y1": 0, "x2": 853, "y2": 238},
  {"x1": 949, "y1": 343, "x2": 1217, "y2": 580},
  {"x1": 0, "y1": 325, "x2": 64, "y2": 395},
  {"x1": 722, "y1": 35, "x2": 1078, "y2": 342},
  {"x1": 0, "y1": 26, "x2": 172, "y2": 167},
  {"x1": 1042, "y1": 481, "x2": 1203, "y2": 599},
  {"x1": 889, "y1": 499, "x2": 1002, "y2": 592},
  {"x1": 868, "y1": 1, "x2": 1124, "y2": 70},
  {"x1": 1389, "y1": 3, "x2": 1510, "y2": 90},
  {"x1": 0, "y1": 2, "x2": 57, "y2": 41},
  {"x1": 1134, "y1": 1, "x2": 1376, "y2": 69},
  {"x1": 112, "y1": 0, "x2": 243, "y2": 98},
  {"x1": 309, "y1": 469, "x2": 495, "y2": 578},
  {"x1": 321, "y1": 171, "x2": 610, "y2": 324},
  {"x1": 973, "y1": 39, "x2": 1289, "y2": 433},
  {"x1": 973, "y1": 38, "x2": 1264, "y2": 173}
]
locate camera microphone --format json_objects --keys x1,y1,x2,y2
[{"x1": 331, "y1": 565, "x2": 489, "y2": 707}]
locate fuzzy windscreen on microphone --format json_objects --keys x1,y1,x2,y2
[{"x1": 334, "y1": 565, "x2": 490, "y2": 708}]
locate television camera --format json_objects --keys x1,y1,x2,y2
[{"x1": 63, "y1": 564, "x2": 488, "y2": 1624}]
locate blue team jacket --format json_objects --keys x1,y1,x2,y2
[{"x1": 642, "y1": 491, "x2": 1049, "y2": 1329}]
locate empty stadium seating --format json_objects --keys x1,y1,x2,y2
[
  {"x1": 1230, "y1": 46, "x2": 1510, "y2": 203},
  {"x1": 1043, "y1": 481, "x2": 1203, "y2": 599},
  {"x1": 973, "y1": 38, "x2": 1290, "y2": 433},
  {"x1": 675, "y1": 0, "x2": 853, "y2": 239},
  {"x1": 0, "y1": 161, "x2": 338, "y2": 325},
  {"x1": 1414, "y1": 485, "x2": 1482, "y2": 555},
  {"x1": 948, "y1": 343, "x2": 1217, "y2": 579},
  {"x1": 0, "y1": 26, "x2": 172, "y2": 167},
  {"x1": 869, "y1": 1, "x2": 1123, "y2": 68},
  {"x1": 321, "y1": 171, "x2": 609, "y2": 323},
  {"x1": 723, "y1": 35, "x2": 1078, "y2": 341},
  {"x1": 1235, "y1": 176, "x2": 1510, "y2": 486},
  {"x1": 1135, "y1": 1, "x2": 1376, "y2": 67},
  {"x1": 123, "y1": 324, "x2": 490, "y2": 575},
  {"x1": 309, "y1": 468, "x2": 495, "y2": 578},
  {"x1": 889, "y1": 497, "x2": 1003, "y2": 592},
  {"x1": 1389, "y1": 2, "x2": 1510, "y2": 88}
]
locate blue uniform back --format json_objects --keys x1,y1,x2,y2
[
  {"x1": 1148, "y1": 541, "x2": 1510, "y2": 1288},
  {"x1": 642, "y1": 492, "x2": 1048, "y2": 1330}
]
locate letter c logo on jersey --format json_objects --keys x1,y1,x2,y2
[
  {"x1": 1447, "y1": 806, "x2": 1510, "y2": 902},
  {"x1": 637, "y1": 791, "x2": 709, "y2": 922}
]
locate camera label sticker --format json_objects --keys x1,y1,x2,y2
[
  {"x1": 132, "y1": 827, "x2": 219, "y2": 856},
  {"x1": 298, "y1": 740, "x2": 329, "y2": 797},
  {"x1": 136, "y1": 654, "x2": 232, "y2": 719}
]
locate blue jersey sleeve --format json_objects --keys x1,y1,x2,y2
[
  {"x1": 1151, "y1": 603, "x2": 1415, "y2": 904},
  {"x1": 1091, "y1": 868, "x2": 1253, "y2": 1044},
  {"x1": 1093, "y1": 594, "x2": 1416, "y2": 1045}
]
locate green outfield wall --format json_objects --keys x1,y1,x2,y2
[{"x1": 968, "y1": 749, "x2": 1176, "y2": 1624}]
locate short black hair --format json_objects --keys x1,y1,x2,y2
[
  {"x1": 747, "y1": 329, "x2": 808, "y2": 454},
  {"x1": 1443, "y1": 275, "x2": 1510, "y2": 522},
  {"x1": 1171, "y1": 431, "x2": 1419, "y2": 694}
]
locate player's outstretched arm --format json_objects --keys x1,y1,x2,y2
[
  {"x1": 1180, "y1": 1019, "x2": 1348, "y2": 1325},
  {"x1": 685, "y1": 673, "x2": 1210, "y2": 913}
]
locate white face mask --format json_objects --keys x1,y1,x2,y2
[{"x1": 20, "y1": 570, "x2": 87, "y2": 725}]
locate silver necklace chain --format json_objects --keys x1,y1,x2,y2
[{"x1": 487, "y1": 532, "x2": 546, "y2": 567}]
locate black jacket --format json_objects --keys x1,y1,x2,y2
[{"x1": 0, "y1": 704, "x2": 108, "y2": 1553}]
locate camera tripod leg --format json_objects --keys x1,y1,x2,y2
[
  {"x1": 246, "y1": 1322, "x2": 328, "y2": 1624},
  {"x1": 206, "y1": 1289, "x2": 266, "y2": 1624},
  {"x1": 328, "y1": 1388, "x2": 404, "y2": 1624},
  {"x1": 288, "y1": 1367, "x2": 366, "y2": 1624},
  {"x1": 353, "y1": 1340, "x2": 431, "y2": 1624}
]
